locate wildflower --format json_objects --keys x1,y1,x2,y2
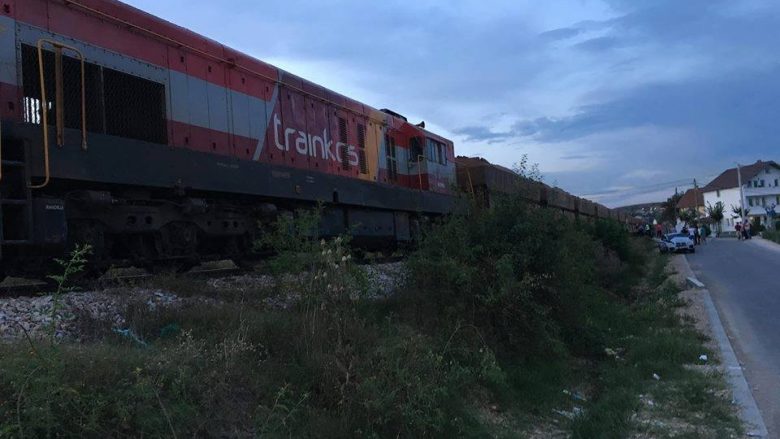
[
  {"x1": 320, "y1": 239, "x2": 326, "y2": 246},
  {"x1": 341, "y1": 256, "x2": 347, "y2": 262}
]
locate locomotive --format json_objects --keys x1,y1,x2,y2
[
  {"x1": 0, "y1": 0, "x2": 461, "y2": 273},
  {"x1": 0, "y1": 0, "x2": 626, "y2": 275}
]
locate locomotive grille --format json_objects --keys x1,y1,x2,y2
[
  {"x1": 21, "y1": 44, "x2": 167, "y2": 145},
  {"x1": 357, "y1": 123, "x2": 367, "y2": 174},
  {"x1": 338, "y1": 116, "x2": 349, "y2": 170}
]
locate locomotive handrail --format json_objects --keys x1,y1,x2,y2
[
  {"x1": 417, "y1": 155, "x2": 425, "y2": 190},
  {"x1": 0, "y1": 118, "x2": 3, "y2": 184},
  {"x1": 30, "y1": 39, "x2": 88, "y2": 189}
]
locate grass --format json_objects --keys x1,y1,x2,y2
[
  {"x1": 764, "y1": 229, "x2": 780, "y2": 244},
  {"x1": 0, "y1": 196, "x2": 743, "y2": 437},
  {"x1": 570, "y1": 257, "x2": 742, "y2": 438}
]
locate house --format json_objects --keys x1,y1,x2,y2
[
  {"x1": 676, "y1": 189, "x2": 705, "y2": 217},
  {"x1": 701, "y1": 160, "x2": 780, "y2": 232}
]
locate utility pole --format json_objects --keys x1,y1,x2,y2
[
  {"x1": 693, "y1": 178, "x2": 699, "y2": 219},
  {"x1": 736, "y1": 162, "x2": 746, "y2": 225}
]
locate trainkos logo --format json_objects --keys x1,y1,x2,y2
[{"x1": 272, "y1": 114, "x2": 359, "y2": 166}]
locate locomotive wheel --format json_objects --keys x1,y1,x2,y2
[
  {"x1": 159, "y1": 222, "x2": 200, "y2": 258},
  {"x1": 67, "y1": 220, "x2": 110, "y2": 272}
]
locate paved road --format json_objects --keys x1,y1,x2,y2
[{"x1": 687, "y1": 238, "x2": 780, "y2": 436}]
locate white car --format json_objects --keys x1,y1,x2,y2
[{"x1": 658, "y1": 233, "x2": 695, "y2": 254}]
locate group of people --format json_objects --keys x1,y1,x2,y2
[
  {"x1": 681, "y1": 224, "x2": 707, "y2": 245},
  {"x1": 734, "y1": 221, "x2": 752, "y2": 240}
]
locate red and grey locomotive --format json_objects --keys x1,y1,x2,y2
[{"x1": 0, "y1": 0, "x2": 457, "y2": 272}]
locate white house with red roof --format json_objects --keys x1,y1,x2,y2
[{"x1": 701, "y1": 160, "x2": 780, "y2": 232}]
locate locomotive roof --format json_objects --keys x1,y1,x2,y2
[{"x1": 61, "y1": 0, "x2": 432, "y2": 132}]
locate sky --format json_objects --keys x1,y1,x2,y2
[{"x1": 125, "y1": 0, "x2": 780, "y2": 207}]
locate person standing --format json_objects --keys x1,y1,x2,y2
[
  {"x1": 699, "y1": 225, "x2": 707, "y2": 244},
  {"x1": 744, "y1": 221, "x2": 752, "y2": 240},
  {"x1": 735, "y1": 222, "x2": 742, "y2": 240},
  {"x1": 693, "y1": 225, "x2": 701, "y2": 245}
]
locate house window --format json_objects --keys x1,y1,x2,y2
[
  {"x1": 775, "y1": 179, "x2": 778, "y2": 187},
  {"x1": 716, "y1": 190, "x2": 721, "y2": 197},
  {"x1": 760, "y1": 180, "x2": 765, "y2": 187}
]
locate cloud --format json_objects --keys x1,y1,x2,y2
[
  {"x1": 539, "y1": 27, "x2": 581, "y2": 40},
  {"x1": 452, "y1": 126, "x2": 512, "y2": 143},
  {"x1": 573, "y1": 36, "x2": 622, "y2": 51}
]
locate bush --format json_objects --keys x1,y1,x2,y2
[
  {"x1": 765, "y1": 230, "x2": 780, "y2": 244},
  {"x1": 403, "y1": 195, "x2": 646, "y2": 361},
  {"x1": 1, "y1": 194, "x2": 686, "y2": 438}
]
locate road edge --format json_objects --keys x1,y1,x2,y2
[{"x1": 681, "y1": 255, "x2": 769, "y2": 438}]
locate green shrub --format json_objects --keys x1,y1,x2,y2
[{"x1": 765, "y1": 230, "x2": 780, "y2": 244}]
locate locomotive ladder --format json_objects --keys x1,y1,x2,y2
[
  {"x1": 0, "y1": 39, "x2": 86, "y2": 258},
  {"x1": 0, "y1": 126, "x2": 34, "y2": 258}
]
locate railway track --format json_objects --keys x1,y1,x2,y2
[
  {"x1": 0, "y1": 260, "x2": 244, "y2": 297},
  {"x1": 0, "y1": 252, "x2": 407, "y2": 298}
]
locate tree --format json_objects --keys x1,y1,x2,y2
[
  {"x1": 731, "y1": 205, "x2": 750, "y2": 218},
  {"x1": 678, "y1": 208, "x2": 697, "y2": 226},
  {"x1": 512, "y1": 154, "x2": 543, "y2": 182},
  {"x1": 661, "y1": 192, "x2": 683, "y2": 224},
  {"x1": 707, "y1": 201, "x2": 725, "y2": 237}
]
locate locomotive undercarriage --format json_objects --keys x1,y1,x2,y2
[{"x1": 0, "y1": 122, "x2": 439, "y2": 277}]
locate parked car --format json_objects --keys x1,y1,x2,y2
[{"x1": 657, "y1": 233, "x2": 695, "y2": 254}]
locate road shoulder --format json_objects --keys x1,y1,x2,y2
[
  {"x1": 750, "y1": 236, "x2": 780, "y2": 254},
  {"x1": 675, "y1": 255, "x2": 769, "y2": 438}
]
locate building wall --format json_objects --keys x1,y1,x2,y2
[
  {"x1": 703, "y1": 187, "x2": 742, "y2": 232},
  {"x1": 744, "y1": 167, "x2": 780, "y2": 225}
]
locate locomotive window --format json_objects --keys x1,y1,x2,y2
[
  {"x1": 385, "y1": 134, "x2": 398, "y2": 182},
  {"x1": 409, "y1": 137, "x2": 423, "y2": 162},
  {"x1": 21, "y1": 44, "x2": 167, "y2": 145},
  {"x1": 426, "y1": 138, "x2": 447, "y2": 165}
]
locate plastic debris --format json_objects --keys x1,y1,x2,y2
[
  {"x1": 698, "y1": 354, "x2": 708, "y2": 362},
  {"x1": 652, "y1": 373, "x2": 661, "y2": 381},
  {"x1": 113, "y1": 328, "x2": 148, "y2": 347}
]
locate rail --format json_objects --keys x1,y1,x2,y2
[{"x1": 30, "y1": 38, "x2": 87, "y2": 189}]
